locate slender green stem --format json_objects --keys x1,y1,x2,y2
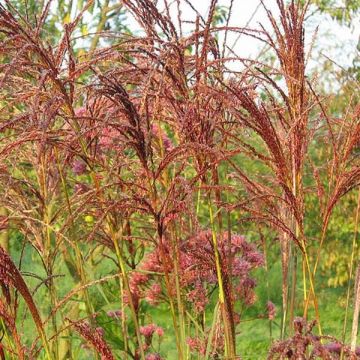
[
  {"x1": 207, "y1": 193, "x2": 236, "y2": 358},
  {"x1": 341, "y1": 191, "x2": 360, "y2": 357},
  {"x1": 172, "y1": 226, "x2": 187, "y2": 358},
  {"x1": 113, "y1": 236, "x2": 145, "y2": 360}
]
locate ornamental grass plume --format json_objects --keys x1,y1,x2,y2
[
  {"x1": 0, "y1": 246, "x2": 50, "y2": 357},
  {"x1": 71, "y1": 320, "x2": 114, "y2": 360},
  {"x1": 0, "y1": 0, "x2": 262, "y2": 356},
  {"x1": 268, "y1": 317, "x2": 358, "y2": 359},
  {"x1": 0, "y1": 298, "x2": 25, "y2": 359}
]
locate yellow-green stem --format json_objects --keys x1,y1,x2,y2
[
  {"x1": 208, "y1": 194, "x2": 236, "y2": 358},
  {"x1": 341, "y1": 190, "x2": 360, "y2": 357},
  {"x1": 113, "y1": 238, "x2": 145, "y2": 360}
]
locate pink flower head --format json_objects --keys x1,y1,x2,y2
[
  {"x1": 232, "y1": 258, "x2": 251, "y2": 276},
  {"x1": 145, "y1": 283, "x2": 162, "y2": 306},
  {"x1": 140, "y1": 324, "x2": 157, "y2": 338},
  {"x1": 186, "y1": 337, "x2": 205, "y2": 355},
  {"x1": 246, "y1": 251, "x2": 264, "y2": 267},
  {"x1": 186, "y1": 337, "x2": 199, "y2": 351},
  {"x1": 231, "y1": 234, "x2": 246, "y2": 249},
  {"x1": 129, "y1": 272, "x2": 148, "y2": 293},
  {"x1": 266, "y1": 301, "x2": 276, "y2": 320},
  {"x1": 72, "y1": 159, "x2": 87, "y2": 175},
  {"x1": 141, "y1": 252, "x2": 162, "y2": 272},
  {"x1": 155, "y1": 326, "x2": 164, "y2": 337},
  {"x1": 140, "y1": 323, "x2": 164, "y2": 345},
  {"x1": 187, "y1": 284, "x2": 208, "y2": 313}
]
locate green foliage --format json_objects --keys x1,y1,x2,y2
[
  {"x1": 6, "y1": 0, "x2": 129, "y2": 48},
  {"x1": 306, "y1": 0, "x2": 360, "y2": 25},
  {"x1": 212, "y1": 5, "x2": 228, "y2": 27}
]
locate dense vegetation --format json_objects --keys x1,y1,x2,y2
[{"x1": 0, "y1": 0, "x2": 360, "y2": 359}]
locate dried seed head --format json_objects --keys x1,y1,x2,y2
[{"x1": 72, "y1": 320, "x2": 114, "y2": 360}]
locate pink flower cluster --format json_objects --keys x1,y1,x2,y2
[
  {"x1": 181, "y1": 231, "x2": 264, "y2": 309},
  {"x1": 72, "y1": 159, "x2": 87, "y2": 175},
  {"x1": 187, "y1": 337, "x2": 206, "y2": 355},
  {"x1": 140, "y1": 323, "x2": 164, "y2": 338},
  {"x1": 140, "y1": 323, "x2": 164, "y2": 349},
  {"x1": 128, "y1": 252, "x2": 164, "y2": 306},
  {"x1": 128, "y1": 230, "x2": 263, "y2": 316}
]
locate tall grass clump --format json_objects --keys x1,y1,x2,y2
[{"x1": 0, "y1": 0, "x2": 359, "y2": 359}]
